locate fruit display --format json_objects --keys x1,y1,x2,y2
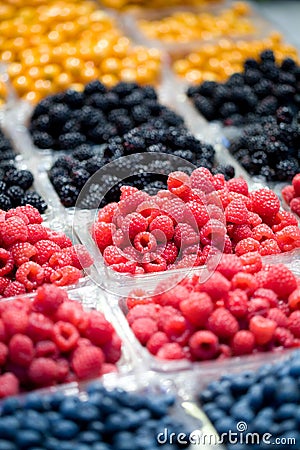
[
  {"x1": 138, "y1": 3, "x2": 256, "y2": 44},
  {"x1": 92, "y1": 168, "x2": 300, "y2": 275},
  {"x1": 0, "y1": 284, "x2": 122, "y2": 398},
  {"x1": 174, "y1": 34, "x2": 298, "y2": 83},
  {"x1": 0, "y1": 1, "x2": 161, "y2": 103},
  {"x1": 0, "y1": 205, "x2": 93, "y2": 297},
  {"x1": 282, "y1": 174, "x2": 300, "y2": 216},
  {"x1": 200, "y1": 351, "x2": 300, "y2": 450},
  {"x1": 125, "y1": 258, "x2": 300, "y2": 361}
]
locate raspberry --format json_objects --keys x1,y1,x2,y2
[
  {"x1": 167, "y1": 171, "x2": 190, "y2": 199},
  {"x1": 225, "y1": 199, "x2": 249, "y2": 225},
  {"x1": 5, "y1": 209, "x2": 29, "y2": 224},
  {"x1": 0, "y1": 276, "x2": 9, "y2": 294},
  {"x1": 281, "y1": 185, "x2": 295, "y2": 205},
  {"x1": 231, "y1": 224, "x2": 252, "y2": 242},
  {"x1": 227, "y1": 177, "x2": 249, "y2": 197},
  {"x1": 158, "y1": 285, "x2": 190, "y2": 308},
  {"x1": 49, "y1": 251, "x2": 73, "y2": 269},
  {"x1": 143, "y1": 255, "x2": 167, "y2": 273},
  {"x1": 288, "y1": 289, "x2": 300, "y2": 311},
  {"x1": 93, "y1": 221, "x2": 115, "y2": 251},
  {"x1": 0, "y1": 248, "x2": 13, "y2": 276},
  {"x1": 8, "y1": 334, "x2": 34, "y2": 367},
  {"x1": 120, "y1": 186, "x2": 139, "y2": 201},
  {"x1": 42, "y1": 263, "x2": 56, "y2": 283},
  {"x1": 53, "y1": 321, "x2": 79, "y2": 352},
  {"x1": 35, "y1": 340, "x2": 58, "y2": 358},
  {"x1": 156, "y1": 342, "x2": 186, "y2": 360},
  {"x1": 290, "y1": 198, "x2": 300, "y2": 217},
  {"x1": 0, "y1": 319, "x2": 6, "y2": 342},
  {"x1": 103, "y1": 246, "x2": 128, "y2": 265},
  {"x1": 33, "y1": 284, "x2": 67, "y2": 315},
  {"x1": 251, "y1": 188, "x2": 280, "y2": 220},
  {"x1": 252, "y1": 288, "x2": 278, "y2": 307},
  {"x1": 273, "y1": 327, "x2": 294, "y2": 348},
  {"x1": 50, "y1": 266, "x2": 82, "y2": 286},
  {"x1": 231, "y1": 272, "x2": 258, "y2": 296},
  {"x1": 34, "y1": 240, "x2": 61, "y2": 265},
  {"x1": 259, "y1": 239, "x2": 281, "y2": 256},
  {"x1": 121, "y1": 212, "x2": 148, "y2": 241},
  {"x1": 134, "y1": 232, "x2": 157, "y2": 253},
  {"x1": 27, "y1": 312, "x2": 54, "y2": 341},
  {"x1": 212, "y1": 173, "x2": 226, "y2": 190},
  {"x1": 10, "y1": 242, "x2": 37, "y2": 266},
  {"x1": 179, "y1": 292, "x2": 214, "y2": 327},
  {"x1": 292, "y1": 173, "x2": 300, "y2": 196},
  {"x1": 85, "y1": 311, "x2": 114, "y2": 346},
  {"x1": 213, "y1": 188, "x2": 230, "y2": 208},
  {"x1": 248, "y1": 212, "x2": 262, "y2": 227},
  {"x1": 229, "y1": 191, "x2": 253, "y2": 210},
  {"x1": 3, "y1": 281, "x2": 26, "y2": 298},
  {"x1": 64, "y1": 244, "x2": 93, "y2": 270},
  {"x1": 118, "y1": 190, "x2": 149, "y2": 216},
  {"x1": 28, "y1": 357, "x2": 58, "y2": 386},
  {"x1": 240, "y1": 251, "x2": 262, "y2": 274},
  {"x1": 248, "y1": 297, "x2": 270, "y2": 318},
  {"x1": 15, "y1": 205, "x2": 43, "y2": 224},
  {"x1": 189, "y1": 330, "x2": 219, "y2": 360},
  {"x1": 146, "y1": 331, "x2": 169, "y2": 355},
  {"x1": 55, "y1": 300, "x2": 89, "y2": 332},
  {"x1": 27, "y1": 224, "x2": 48, "y2": 244},
  {"x1": 271, "y1": 210, "x2": 298, "y2": 233},
  {"x1": 249, "y1": 316, "x2": 277, "y2": 345},
  {"x1": 46, "y1": 229, "x2": 73, "y2": 248},
  {"x1": 97, "y1": 202, "x2": 119, "y2": 222},
  {"x1": 102, "y1": 332, "x2": 122, "y2": 364},
  {"x1": 225, "y1": 289, "x2": 248, "y2": 318},
  {"x1": 276, "y1": 225, "x2": 300, "y2": 252},
  {"x1": 149, "y1": 215, "x2": 174, "y2": 241},
  {"x1": 131, "y1": 317, "x2": 158, "y2": 345},
  {"x1": 161, "y1": 242, "x2": 178, "y2": 265},
  {"x1": 0, "y1": 217, "x2": 28, "y2": 247},
  {"x1": 267, "y1": 308, "x2": 288, "y2": 327},
  {"x1": 71, "y1": 345, "x2": 104, "y2": 380},
  {"x1": 215, "y1": 254, "x2": 243, "y2": 280},
  {"x1": 252, "y1": 224, "x2": 274, "y2": 242},
  {"x1": 136, "y1": 200, "x2": 161, "y2": 225},
  {"x1": 288, "y1": 311, "x2": 300, "y2": 338},
  {"x1": 0, "y1": 373, "x2": 19, "y2": 398},
  {"x1": 235, "y1": 238, "x2": 260, "y2": 256},
  {"x1": 200, "y1": 219, "x2": 226, "y2": 246},
  {"x1": 190, "y1": 167, "x2": 214, "y2": 194},
  {"x1": 16, "y1": 261, "x2": 44, "y2": 291},
  {"x1": 162, "y1": 315, "x2": 193, "y2": 346},
  {"x1": 110, "y1": 261, "x2": 137, "y2": 274},
  {"x1": 264, "y1": 264, "x2": 297, "y2": 300},
  {"x1": 207, "y1": 308, "x2": 239, "y2": 339},
  {"x1": 199, "y1": 271, "x2": 231, "y2": 300},
  {"x1": 232, "y1": 330, "x2": 255, "y2": 355},
  {"x1": 127, "y1": 304, "x2": 161, "y2": 325},
  {"x1": 185, "y1": 201, "x2": 209, "y2": 228},
  {"x1": 161, "y1": 198, "x2": 185, "y2": 224},
  {"x1": 173, "y1": 223, "x2": 199, "y2": 249}
]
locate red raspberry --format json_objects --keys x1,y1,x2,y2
[
  {"x1": 0, "y1": 342, "x2": 8, "y2": 366},
  {"x1": 126, "y1": 289, "x2": 152, "y2": 309},
  {"x1": 161, "y1": 314, "x2": 193, "y2": 346},
  {"x1": 264, "y1": 264, "x2": 297, "y2": 300},
  {"x1": 49, "y1": 251, "x2": 73, "y2": 269},
  {"x1": 103, "y1": 246, "x2": 128, "y2": 265},
  {"x1": 143, "y1": 255, "x2": 167, "y2": 273},
  {"x1": 158, "y1": 285, "x2": 189, "y2": 308},
  {"x1": 35, "y1": 340, "x2": 58, "y2": 359},
  {"x1": 16, "y1": 261, "x2": 44, "y2": 291},
  {"x1": 218, "y1": 344, "x2": 232, "y2": 359},
  {"x1": 273, "y1": 327, "x2": 295, "y2": 348},
  {"x1": 0, "y1": 319, "x2": 6, "y2": 342},
  {"x1": 189, "y1": 330, "x2": 219, "y2": 360},
  {"x1": 288, "y1": 289, "x2": 300, "y2": 311},
  {"x1": 110, "y1": 261, "x2": 137, "y2": 274},
  {"x1": 0, "y1": 217, "x2": 28, "y2": 247},
  {"x1": 240, "y1": 251, "x2": 262, "y2": 274},
  {"x1": 28, "y1": 357, "x2": 58, "y2": 386},
  {"x1": 127, "y1": 304, "x2": 161, "y2": 325},
  {"x1": 34, "y1": 240, "x2": 61, "y2": 265},
  {"x1": 252, "y1": 224, "x2": 274, "y2": 242},
  {"x1": 93, "y1": 221, "x2": 115, "y2": 251},
  {"x1": 33, "y1": 284, "x2": 67, "y2": 315},
  {"x1": 235, "y1": 238, "x2": 260, "y2": 256},
  {"x1": 120, "y1": 186, "x2": 139, "y2": 201},
  {"x1": 102, "y1": 332, "x2": 122, "y2": 364},
  {"x1": 149, "y1": 215, "x2": 174, "y2": 241},
  {"x1": 186, "y1": 201, "x2": 209, "y2": 228},
  {"x1": 200, "y1": 219, "x2": 226, "y2": 246},
  {"x1": 136, "y1": 200, "x2": 161, "y2": 225},
  {"x1": 232, "y1": 272, "x2": 258, "y2": 296},
  {"x1": 225, "y1": 289, "x2": 248, "y2": 318},
  {"x1": 42, "y1": 263, "x2": 55, "y2": 283},
  {"x1": 156, "y1": 342, "x2": 186, "y2": 360},
  {"x1": 212, "y1": 173, "x2": 226, "y2": 190},
  {"x1": 121, "y1": 212, "x2": 148, "y2": 241},
  {"x1": 53, "y1": 321, "x2": 79, "y2": 352},
  {"x1": 8, "y1": 334, "x2": 34, "y2": 367},
  {"x1": 174, "y1": 223, "x2": 199, "y2": 249},
  {"x1": 118, "y1": 190, "x2": 149, "y2": 216},
  {"x1": 213, "y1": 188, "x2": 230, "y2": 208},
  {"x1": 259, "y1": 239, "x2": 281, "y2": 256},
  {"x1": 227, "y1": 177, "x2": 249, "y2": 196},
  {"x1": 146, "y1": 331, "x2": 169, "y2": 355},
  {"x1": 10, "y1": 242, "x2": 37, "y2": 267},
  {"x1": 55, "y1": 300, "x2": 89, "y2": 332},
  {"x1": 229, "y1": 191, "x2": 253, "y2": 210},
  {"x1": 161, "y1": 242, "x2": 178, "y2": 265},
  {"x1": 272, "y1": 210, "x2": 298, "y2": 233},
  {"x1": 190, "y1": 167, "x2": 214, "y2": 193},
  {"x1": 85, "y1": 311, "x2": 114, "y2": 346},
  {"x1": 72, "y1": 345, "x2": 104, "y2": 380},
  {"x1": 0, "y1": 249, "x2": 13, "y2": 276},
  {"x1": 287, "y1": 311, "x2": 300, "y2": 338},
  {"x1": 292, "y1": 173, "x2": 300, "y2": 196},
  {"x1": 232, "y1": 330, "x2": 255, "y2": 355},
  {"x1": 215, "y1": 254, "x2": 243, "y2": 280},
  {"x1": 56, "y1": 358, "x2": 69, "y2": 382},
  {"x1": 179, "y1": 292, "x2": 213, "y2": 327},
  {"x1": 225, "y1": 199, "x2": 249, "y2": 225},
  {"x1": 131, "y1": 317, "x2": 158, "y2": 345},
  {"x1": 208, "y1": 308, "x2": 239, "y2": 339},
  {"x1": 248, "y1": 212, "x2": 262, "y2": 227},
  {"x1": 248, "y1": 297, "x2": 270, "y2": 318},
  {"x1": 276, "y1": 225, "x2": 300, "y2": 252},
  {"x1": 267, "y1": 308, "x2": 288, "y2": 327},
  {"x1": 64, "y1": 244, "x2": 93, "y2": 269},
  {"x1": 3, "y1": 280, "x2": 26, "y2": 298},
  {"x1": 252, "y1": 288, "x2": 278, "y2": 307},
  {"x1": 198, "y1": 271, "x2": 231, "y2": 300},
  {"x1": 290, "y1": 198, "x2": 300, "y2": 217},
  {"x1": 15, "y1": 205, "x2": 42, "y2": 224},
  {"x1": 134, "y1": 232, "x2": 157, "y2": 253},
  {"x1": 50, "y1": 266, "x2": 82, "y2": 286},
  {"x1": 167, "y1": 171, "x2": 190, "y2": 199},
  {"x1": 0, "y1": 373, "x2": 19, "y2": 398},
  {"x1": 251, "y1": 188, "x2": 280, "y2": 220},
  {"x1": 5, "y1": 209, "x2": 29, "y2": 224},
  {"x1": 46, "y1": 230, "x2": 73, "y2": 248},
  {"x1": 27, "y1": 312, "x2": 53, "y2": 341},
  {"x1": 231, "y1": 224, "x2": 252, "y2": 242},
  {"x1": 282, "y1": 185, "x2": 295, "y2": 205},
  {"x1": 0, "y1": 277, "x2": 10, "y2": 294},
  {"x1": 27, "y1": 224, "x2": 48, "y2": 244},
  {"x1": 249, "y1": 316, "x2": 276, "y2": 345},
  {"x1": 97, "y1": 202, "x2": 119, "y2": 222}
]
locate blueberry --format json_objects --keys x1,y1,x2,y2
[
  {"x1": 206, "y1": 408, "x2": 225, "y2": 423},
  {"x1": 101, "y1": 397, "x2": 119, "y2": 415},
  {"x1": 59, "y1": 397, "x2": 81, "y2": 419},
  {"x1": 45, "y1": 411, "x2": 62, "y2": 426},
  {"x1": 0, "y1": 417, "x2": 20, "y2": 438},
  {"x1": 247, "y1": 384, "x2": 264, "y2": 410},
  {"x1": 75, "y1": 403, "x2": 100, "y2": 422},
  {"x1": 215, "y1": 394, "x2": 234, "y2": 412},
  {"x1": 1, "y1": 397, "x2": 20, "y2": 414},
  {"x1": 199, "y1": 389, "x2": 214, "y2": 403},
  {"x1": 288, "y1": 361, "x2": 300, "y2": 377},
  {"x1": 230, "y1": 401, "x2": 254, "y2": 422},
  {"x1": 276, "y1": 404, "x2": 296, "y2": 421},
  {"x1": 262, "y1": 376, "x2": 277, "y2": 400},
  {"x1": 0, "y1": 441, "x2": 17, "y2": 450},
  {"x1": 294, "y1": 406, "x2": 300, "y2": 425},
  {"x1": 214, "y1": 417, "x2": 237, "y2": 435},
  {"x1": 275, "y1": 384, "x2": 300, "y2": 405},
  {"x1": 78, "y1": 431, "x2": 101, "y2": 444},
  {"x1": 92, "y1": 444, "x2": 111, "y2": 450},
  {"x1": 279, "y1": 419, "x2": 297, "y2": 433},
  {"x1": 44, "y1": 437, "x2": 62, "y2": 450},
  {"x1": 104, "y1": 414, "x2": 127, "y2": 432},
  {"x1": 202, "y1": 402, "x2": 217, "y2": 414},
  {"x1": 88, "y1": 421, "x2": 105, "y2": 433},
  {"x1": 23, "y1": 393, "x2": 47, "y2": 411},
  {"x1": 74, "y1": 444, "x2": 91, "y2": 450},
  {"x1": 230, "y1": 376, "x2": 252, "y2": 396},
  {"x1": 20, "y1": 410, "x2": 49, "y2": 433},
  {"x1": 278, "y1": 431, "x2": 300, "y2": 449},
  {"x1": 113, "y1": 431, "x2": 137, "y2": 450},
  {"x1": 16, "y1": 429, "x2": 42, "y2": 447},
  {"x1": 52, "y1": 420, "x2": 79, "y2": 439}
]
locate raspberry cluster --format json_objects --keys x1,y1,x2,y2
[
  {"x1": 92, "y1": 167, "x2": 300, "y2": 275},
  {"x1": 125, "y1": 257, "x2": 300, "y2": 361},
  {"x1": 187, "y1": 50, "x2": 300, "y2": 126},
  {"x1": 282, "y1": 173, "x2": 300, "y2": 217},
  {"x1": 0, "y1": 205, "x2": 93, "y2": 297},
  {"x1": 0, "y1": 284, "x2": 121, "y2": 398}
]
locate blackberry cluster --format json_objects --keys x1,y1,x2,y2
[
  {"x1": 0, "y1": 128, "x2": 15, "y2": 161},
  {"x1": 0, "y1": 160, "x2": 47, "y2": 213},
  {"x1": 229, "y1": 106, "x2": 300, "y2": 181},
  {"x1": 187, "y1": 50, "x2": 300, "y2": 126},
  {"x1": 49, "y1": 124, "x2": 235, "y2": 208},
  {"x1": 30, "y1": 81, "x2": 185, "y2": 151}
]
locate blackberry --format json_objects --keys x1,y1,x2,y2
[
  {"x1": 49, "y1": 166, "x2": 69, "y2": 181},
  {"x1": 78, "y1": 183, "x2": 103, "y2": 209},
  {"x1": 276, "y1": 158, "x2": 299, "y2": 181},
  {"x1": 251, "y1": 151, "x2": 268, "y2": 169},
  {"x1": 148, "y1": 143, "x2": 168, "y2": 153},
  {"x1": 31, "y1": 97, "x2": 53, "y2": 120},
  {"x1": 0, "y1": 194, "x2": 12, "y2": 211},
  {"x1": 58, "y1": 132, "x2": 86, "y2": 150},
  {"x1": 32, "y1": 131, "x2": 54, "y2": 149},
  {"x1": 32, "y1": 114, "x2": 51, "y2": 132},
  {"x1": 71, "y1": 168, "x2": 90, "y2": 189},
  {"x1": 260, "y1": 63, "x2": 279, "y2": 82},
  {"x1": 48, "y1": 103, "x2": 71, "y2": 126},
  {"x1": 260, "y1": 165, "x2": 276, "y2": 181},
  {"x1": 256, "y1": 96, "x2": 278, "y2": 116},
  {"x1": 213, "y1": 85, "x2": 231, "y2": 106},
  {"x1": 111, "y1": 81, "x2": 139, "y2": 97},
  {"x1": 219, "y1": 102, "x2": 238, "y2": 118},
  {"x1": 87, "y1": 92, "x2": 119, "y2": 111},
  {"x1": 0, "y1": 181, "x2": 6, "y2": 193},
  {"x1": 21, "y1": 192, "x2": 48, "y2": 213},
  {"x1": 278, "y1": 72, "x2": 296, "y2": 85},
  {"x1": 143, "y1": 180, "x2": 166, "y2": 195},
  {"x1": 5, "y1": 170, "x2": 34, "y2": 190},
  {"x1": 78, "y1": 106, "x2": 105, "y2": 129},
  {"x1": 131, "y1": 105, "x2": 150, "y2": 124},
  {"x1": 52, "y1": 155, "x2": 77, "y2": 172},
  {"x1": 173, "y1": 149, "x2": 195, "y2": 163},
  {"x1": 59, "y1": 184, "x2": 79, "y2": 207},
  {"x1": 7, "y1": 185, "x2": 25, "y2": 206},
  {"x1": 273, "y1": 84, "x2": 296, "y2": 102},
  {"x1": 226, "y1": 73, "x2": 245, "y2": 88},
  {"x1": 253, "y1": 79, "x2": 273, "y2": 99},
  {"x1": 1, "y1": 150, "x2": 15, "y2": 161},
  {"x1": 61, "y1": 119, "x2": 81, "y2": 134},
  {"x1": 260, "y1": 49, "x2": 275, "y2": 63},
  {"x1": 214, "y1": 165, "x2": 235, "y2": 180},
  {"x1": 196, "y1": 80, "x2": 218, "y2": 97},
  {"x1": 276, "y1": 106, "x2": 294, "y2": 124},
  {"x1": 193, "y1": 96, "x2": 215, "y2": 120},
  {"x1": 141, "y1": 85, "x2": 157, "y2": 100},
  {"x1": 83, "y1": 80, "x2": 107, "y2": 96},
  {"x1": 244, "y1": 69, "x2": 261, "y2": 86},
  {"x1": 63, "y1": 89, "x2": 84, "y2": 108},
  {"x1": 85, "y1": 156, "x2": 105, "y2": 175},
  {"x1": 158, "y1": 109, "x2": 184, "y2": 127},
  {"x1": 73, "y1": 145, "x2": 96, "y2": 161},
  {"x1": 123, "y1": 90, "x2": 145, "y2": 108},
  {"x1": 114, "y1": 115, "x2": 135, "y2": 135},
  {"x1": 51, "y1": 175, "x2": 73, "y2": 191},
  {"x1": 244, "y1": 58, "x2": 260, "y2": 70},
  {"x1": 281, "y1": 57, "x2": 297, "y2": 72}
]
